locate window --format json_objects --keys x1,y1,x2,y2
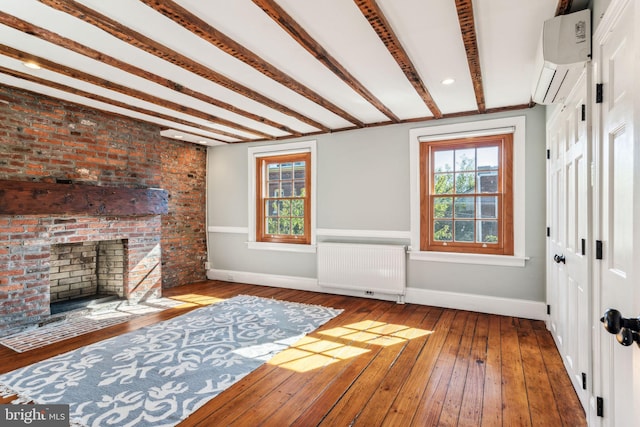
[
  {"x1": 256, "y1": 152, "x2": 311, "y2": 244},
  {"x1": 420, "y1": 133, "x2": 513, "y2": 255}
]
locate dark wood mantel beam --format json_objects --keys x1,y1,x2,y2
[{"x1": 0, "y1": 180, "x2": 168, "y2": 216}]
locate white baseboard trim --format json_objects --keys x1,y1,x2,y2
[
  {"x1": 206, "y1": 269, "x2": 546, "y2": 320},
  {"x1": 207, "y1": 269, "x2": 318, "y2": 291},
  {"x1": 206, "y1": 269, "x2": 400, "y2": 302},
  {"x1": 404, "y1": 287, "x2": 546, "y2": 320}
]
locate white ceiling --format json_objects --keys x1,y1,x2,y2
[{"x1": 0, "y1": 0, "x2": 562, "y2": 145}]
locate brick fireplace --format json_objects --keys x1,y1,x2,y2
[
  {"x1": 0, "y1": 214, "x2": 162, "y2": 333},
  {"x1": 0, "y1": 85, "x2": 208, "y2": 338}
]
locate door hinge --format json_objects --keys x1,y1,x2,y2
[
  {"x1": 581, "y1": 104, "x2": 586, "y2": 121},
  {"x1": 547, "y1": 304, "x2": 551, "y2": 315},
  {"x1": 547, "y1": 227, "x2": 550, "y2": 237},
  {"x1": 546, "y1": 149, "x2": 551, "y2": 159},
  {"x1": 597, "y1": 396, "x2": 604, "y2": 417},
  {"x1": 582, "y1": 372, "x2": 587, "y2": 390},
  {"x1": 596, "y1": 84, "x2": 603, "y2": 103},
  {"x1": 581, "y1": 238, "x2": 586, "y2": 256},
  {"x1": 595, "y1": 240, "x2": 603, "y2": 260}
]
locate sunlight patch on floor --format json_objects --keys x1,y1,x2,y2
[
  {"x1": 267, "y1": 320, "x2": 433, "y2": 372},
  {"x1": 167, "y1": 294, "x2": 225, "y2": 307}
]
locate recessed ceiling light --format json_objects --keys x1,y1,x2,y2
[
  {"x1": 173, "y1": 135, "x2": 183, "y2": 139},
  {"x1": 441, "y1": 78, "x2": 455, "y2": 85},
  {"x1": 23, "y1": 61, "x2": 41, "y2": 70},
  {"x1": 197, "y1": 140, "x2": 207, "y2": 144}
]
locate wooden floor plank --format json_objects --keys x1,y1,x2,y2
[
  {"x1": 317, "y1": 303, "x2": 421, "y2": 426},
  {"x1": 458, "y1": 312, "x2": 489, "y2": 426},
  {"x1": 0, "y1": 281, "x2": 587, "y2": 427},
  {"x1": 288, "y1": 299, "x2": 398, "y2": 427},
  {"x1": 410, "y1": 310, "x2": 473, "y2": 426},
  {"x1": 481, "y1": 314, "x2": 503, "y2": 427},
  {"x1": 518, "y1": 319, "x2": 564, "y2": 427},
  {"x1": 351, "y1": 305, "x2": 443, "y2": 426},
  {"x1": 534, "y1": 325, "x2": 587, "y2": 426},
  {"x1": 381, "y1": 309, "x2": 457, "y2": 426},
  {"x1": 500, "y1": 316, "x2": 532, "y2": 426}
]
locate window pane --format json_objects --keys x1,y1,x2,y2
[
  {"x1": 454, "y1": 197, "x2": 475, "y2": 218},
  {"x1": 434, "y1": 150, "x2": 453, "y2": 172},
  {"x1": 294, "y1": 181, "x2": 306, "y2": 197},
  {"x1": 268, "y1": 182, "x2": 280, "y2": 197},
  {"x1": 434, "y1": 173, "x2": 454, "y2": 194},
  {"x1": 279, "y1": 199, "x2": 291, "y2": 216},
  {"x1": 292, "y1": 218, "x2": 304, "y2": 235},
  {"x1": 267, "y1": 163, "x2": 280, "y2": 180},
  {"x1": 282, "y1": 180, "x2": 293, "y2": 197},
  {"x1": 477, "y1": 146, "x2": 499, "y2": 169},
  {"x1": 434, "y1": 220, "x2": 453, "y2": 241},
  {"x1": 455, "y1": 173, "x2": 475, "y2": 193},
  {"x1": 477, "y1": 220, "x2": 498, "y2": 243},
  {"x1": 477, "y1": 171, "x2": 498, "y2": 193},
  {"x1": 291, "y1": 199, "x2": 304, "y2": 216},
  {"x1": 433, "y1": 197, "x2": 452, "y2": 218},
  {"x1": 478, "y1": 196, "x2": 498, "y2": 218},
  {"x1": 454, "y1": 220, "x2": 474, "y2": 242},
  {"x1": 278, "y1": 218, "x2": 291, "y2": 234},
  {"x1": 455, "y1": 148, "x2": 475, "y2": 171},
  {"x1": 293, "y1": 161, "x2": 305, "y2": 179},
  {"x1": 281, "y1": 163, "x2": 293, "y2": 180},
  {"x1": 267, "y1": 218, "x2": 278, "y2": 234},
  {"x1": 266, "y1": 200, "x2": 278, "y2": 217}
]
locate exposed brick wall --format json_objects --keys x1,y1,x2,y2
[
  {"x1": 0, "y1": 85, "x2": 207, "y2": 336},
  {"x1": 160, "y1": 141, "x2": 208, "y2": 288}
]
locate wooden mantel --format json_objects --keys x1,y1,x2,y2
[{"x1": 0, "y1": 180, "x2": 168, "y2": 216}]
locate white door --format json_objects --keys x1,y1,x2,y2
[
  {"x1": 546, "y1": 70, "x2": 591, "y2": 411},
  {"x1": 592, "y1": 0, "x2": 639, "y2": 425}
]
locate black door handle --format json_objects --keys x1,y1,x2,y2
[
  {"x1": 601, "y1": 309, "x2": 640, "y2": 347},
  {"x1": 553, "y1": 254, "x2": 566, "y2": 264}
]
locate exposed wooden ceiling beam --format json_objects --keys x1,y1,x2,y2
[
  {"x1": 251, "y1": 0, "x2": 399, "y2": 123},
  {"x1": 37, "y1": 0, "x2": 330, "y2": 132},
  {"x1": 555, "y1": 0, "x2": 573, "y2": 16},
  {"x1": 0, "y1": 12, "x2": 300, "y2": 138},
  {"x1": 0, "y1": 45, "x2": 266, "y2": 140},
  {"x1": 140, "y1": 0, "x2": 366, "y2": 127},
  {"x1": 353, "y1": 0, "x2": 442, "y2": 119},
  {"x1": 0, "y1": 65, "x2": 236, "y2": 143},
  {"x1": 454, "y1": 0, "x2": 486, "y2": 113}
]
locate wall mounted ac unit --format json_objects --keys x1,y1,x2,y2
[{"x1": 531, "y1": 9, "x2": 591, "y2": 105}]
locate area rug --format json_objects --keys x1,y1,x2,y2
[{"x1": 0, "y1": 295, "x2": 342, "y2": 427}]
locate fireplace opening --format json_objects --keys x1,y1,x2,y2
[{"x1": 49, "y1": 239, "x2": 126, "y2": 314}]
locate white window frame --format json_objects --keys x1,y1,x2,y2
[
  {"x1": 409, "y1": 116, "x2": 528, "y2": 267},
  {"x1": 247, "y1": 140, "x2": 317, "y2": 253}
]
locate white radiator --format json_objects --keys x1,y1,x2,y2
[{"x1": 317, "y1": 242, "x2": 406, "y2": 299}]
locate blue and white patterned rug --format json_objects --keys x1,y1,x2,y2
[{"x1": 0, "y1": 295, "x2": 342, "y2": 427}]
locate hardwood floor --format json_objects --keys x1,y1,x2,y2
[{"x1": 0, "y1": 281, "x2": 586, "y2": 426}]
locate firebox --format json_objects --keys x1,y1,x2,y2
[{"x1": 49, "y1": 239, "x2": 126, "y2": 304}]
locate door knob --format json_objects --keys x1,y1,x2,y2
[
  {"x1": 600, "y1": 309, "x2": 640, "y2": 348},
  {"x1": 553, "y1": 254, "x2": 566, "y2": 264}
]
